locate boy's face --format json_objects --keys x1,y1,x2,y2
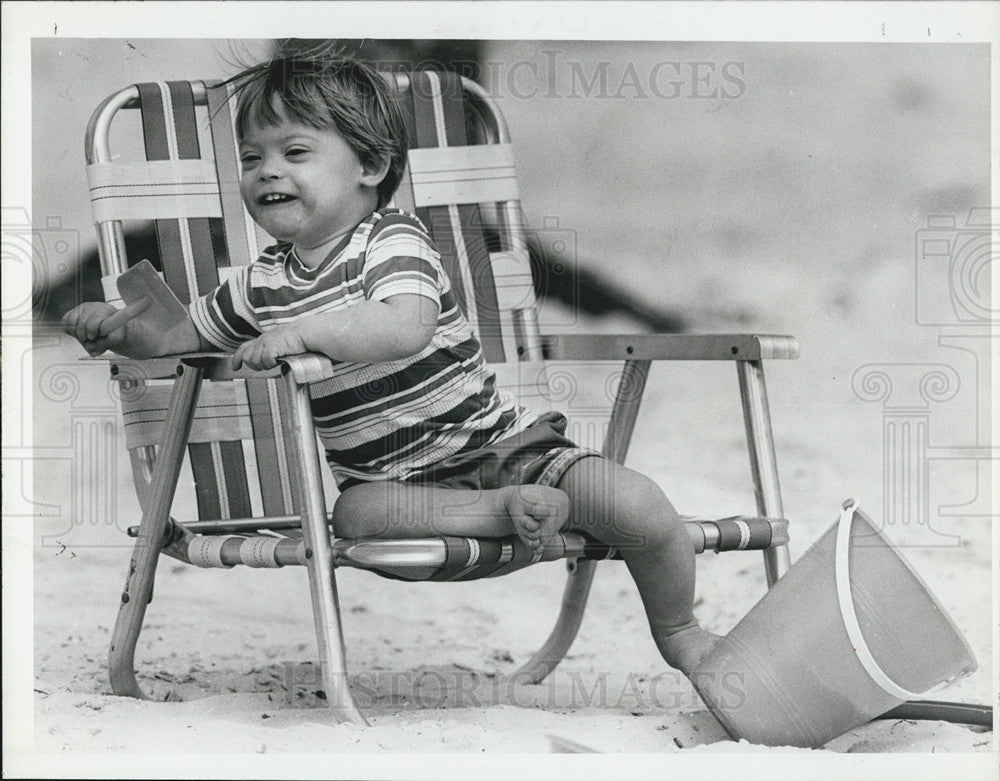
[{"x1": 238, "y1": 100, "x2": 377, "y2": 249}]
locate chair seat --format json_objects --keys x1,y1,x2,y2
[{"x1": 141, "y1": 516, "x2": 789, "y2": 582}]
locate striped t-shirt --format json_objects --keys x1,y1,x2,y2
[{"x1": 189, "y1": 209, "x2": 536, "y2": 485}]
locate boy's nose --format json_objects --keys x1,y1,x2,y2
[{"x1": 257, "y1": 156, "x2": 283, "y2": 180}]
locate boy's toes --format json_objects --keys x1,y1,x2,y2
[{"x1": 502, "y1": 486, "x2": 571, "y2": 549}]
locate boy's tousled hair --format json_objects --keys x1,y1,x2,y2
[{"x1": 222, "y1": 49, "x2": 408, "y2": 209}]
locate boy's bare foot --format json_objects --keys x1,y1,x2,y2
[
  {"x1": 660, "y1": 624, "x2": 723, "y2": 676},
  {"x1": 500, "y1": 485, "x2": 570, "y2": 550}
]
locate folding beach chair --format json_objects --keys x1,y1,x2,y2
[{"x1": 86, "y1": 72, "x2": 797, "y2": 725}]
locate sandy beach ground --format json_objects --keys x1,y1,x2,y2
[{"x1": 7, "y1": 26, "x2": 998, "y2": 779}]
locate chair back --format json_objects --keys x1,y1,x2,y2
[{"x1": 86, "y1": 72, "x2": 551, "y2": 522}]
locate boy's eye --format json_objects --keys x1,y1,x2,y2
[
  {"x1": 285, "y1": 148, "x2": 309, "y2": 158},
  {"x1": 240, "y1": 153, "x2": 261, "y2": 165}
]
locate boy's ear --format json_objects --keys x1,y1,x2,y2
[{"x1": 360, "y1": 155, "x2": 391, "y2": 187}]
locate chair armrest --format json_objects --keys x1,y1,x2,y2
[
  {"x1": 99, "y1": 351, "x2": 343, "y2": 384},
  {"x1": 85, "y1": 354, "x2": 188, "y2": 381},
  {"x1": 539, "y1": 333, "x2": 799, "y2": 361},
  {"x1": 181, "y1": 352, "x2": 338, "y2": 383},
  {"x1": 94, "y1": 352, "x2": 286, "y2": 381}
]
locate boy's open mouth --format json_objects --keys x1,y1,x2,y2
[{"x1": 258, "y1": 193, "x2": 297, "y2": 206}]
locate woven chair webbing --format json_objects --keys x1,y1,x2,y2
[
  {"x1": 86, "y1": 160, "x2": 223, "y2": 222},
  {"x1": 136, "y1": 81, "x2": 220, "y2": 303},
  {"x1": 128, "y1": 81, "x2": 296, "y2": 521},
  {"x1": 409, "y1": 71, "x2": 506, "y2": 364},
  {"x1": 204, "y1": 81, "x2": 297, "y2": 519},
  {"x1": 398, "y1": 71, "x2": 551, "y2": 414},
  {"x1": 113, "y1": 74, "x2": 550, "y2": 523}
]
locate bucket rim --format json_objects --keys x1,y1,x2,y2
[{"x1": 840, "y1": 503, "x2": 978, "y2": 686}]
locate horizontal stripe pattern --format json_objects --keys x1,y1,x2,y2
[
  {"x1": 408, "y1": 144, "x2": 520, "y2": 206},
  {"x1": 189, "y1": 209, "x2": 531, "y2": 485},
  {"x1": 120, "y1": 380, "x2": 255, "y2": 448},
  {"x1": 87, "y1": 160, "x2": 223, "y2": 222}
]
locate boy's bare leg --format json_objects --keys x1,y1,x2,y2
[
  {"x1": 556, "y1": 457, "x2": 721, "y2": 676},
  {"x1": 332, "y1": 482, "x2": 570, "y2": 550}
]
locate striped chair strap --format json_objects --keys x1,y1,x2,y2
[
  {"x1": 204, "y1": 80, "x2": 297, "y2": 519},
  {"x1": 86, "y1": 160, "x2": 223, "y2": 222},
  {"x1": 101, "y1": 267, "x2": 242, "y2": 308},
  {"x1": 407, "y1": 144, "x2": 519, "y2": 208},
  {"x1": 205, "y1": 80, "x2": 274, "y2": 266},
  {"x1": 120, "y1": 380, "x2": 253, "y2": 448},
  {"x1": 118, "y1": 81, "x2": 297, "y2": 522},
  {"x1": 134, "y1": 81, "x2": 222, "y2": 303},
  {"x1": 396, "y1": 71, "x2": 551, "y2": 415}
]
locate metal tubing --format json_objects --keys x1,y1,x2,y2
[
  {"x1": 282, "y1": 371, "x2": 367, "y2": 725},
  {"x1": 86, "y1": 82, "x2": 208, "y2": 277},
  {"x1": 736, "y1": 360, "x2": 791, "y2": 585},
  {"x1": 461, "y1": 77, "x2": 510, "y2": 144},
  {"x1": 147, "y1": 520, "x2": 781, "y2": 571},
  {"x1": 603, "y1": 359, "x2": 652, "y2": 463},
  {"x1": 541, "y1": 333, "x2": 799, "y2": 362},
  {"x1": 514, "y1": 359, "x2": 652, "y2": 683},
  {"x1": 108, "y1": 364, "x2": 205, "y2": 698},
  {"x1": 511, "y1": 560, "x2": 598, "y2": 684}
]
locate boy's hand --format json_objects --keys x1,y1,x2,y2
[
  {"x1": 61, "y1": 298, "x2": 204, "y2": 359},
  {"x1": 61, "y1": 298, "x2": 152, "y2": 357},
  {"x1": 231, "y1": 325, "x2": 308, "y2": 371}
]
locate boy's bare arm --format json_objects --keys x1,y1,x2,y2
[{"x1": 231, "y1": 294, "x2": 438, "y2": 370}]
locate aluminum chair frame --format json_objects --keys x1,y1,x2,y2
[{"x1": 87, "y1": 76, "x2": 796, "y2": 726}]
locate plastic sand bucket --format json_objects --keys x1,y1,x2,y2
[{"x1": 692, "y1": 500, "x2": 977, "y2": 748}]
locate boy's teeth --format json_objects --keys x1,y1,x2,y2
[{"x1": 261, "y1": 193, "x2": 292, "y2": 204}]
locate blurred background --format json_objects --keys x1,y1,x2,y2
[
  {"x1": 29, "y1": 39, "x2": 991, "y2": 335},
  {"x1": 24, "y1": 39, "x2": 993, "y2": 706}
]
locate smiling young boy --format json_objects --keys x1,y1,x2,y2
[{"x1": 62, "y1": 54, "x2": 719, "y2": 677}]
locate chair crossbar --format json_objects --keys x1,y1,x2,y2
[
  {"x1": 127, "y1": 515, "x2": 303, "y2": 536},
  {"x1": 541, "y1": 333, "x2": 800, "y2": 362},
  {"x1": 144, "y1": 517, "x2": 788, "y2": 575}
]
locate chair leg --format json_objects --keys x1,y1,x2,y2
[
  {"x1": 736, "y1": 359, "x2": 792, "y2": 586},
  {"x1": 109, "y1": 363, "x2": 204, "y2": 698},
  {"x1": 511, "y1": 558, "x2": 598, "y2": 683},
  {"x1": 518, "y1": 359, "x2": 652, "y2": 683},
  {"x1": 282, "y1": 371, "x2": 368, "y2": 725}
]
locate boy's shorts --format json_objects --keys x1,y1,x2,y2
[{"x1": 402, "y1": 411, "x2": 603, "y2": 491}]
